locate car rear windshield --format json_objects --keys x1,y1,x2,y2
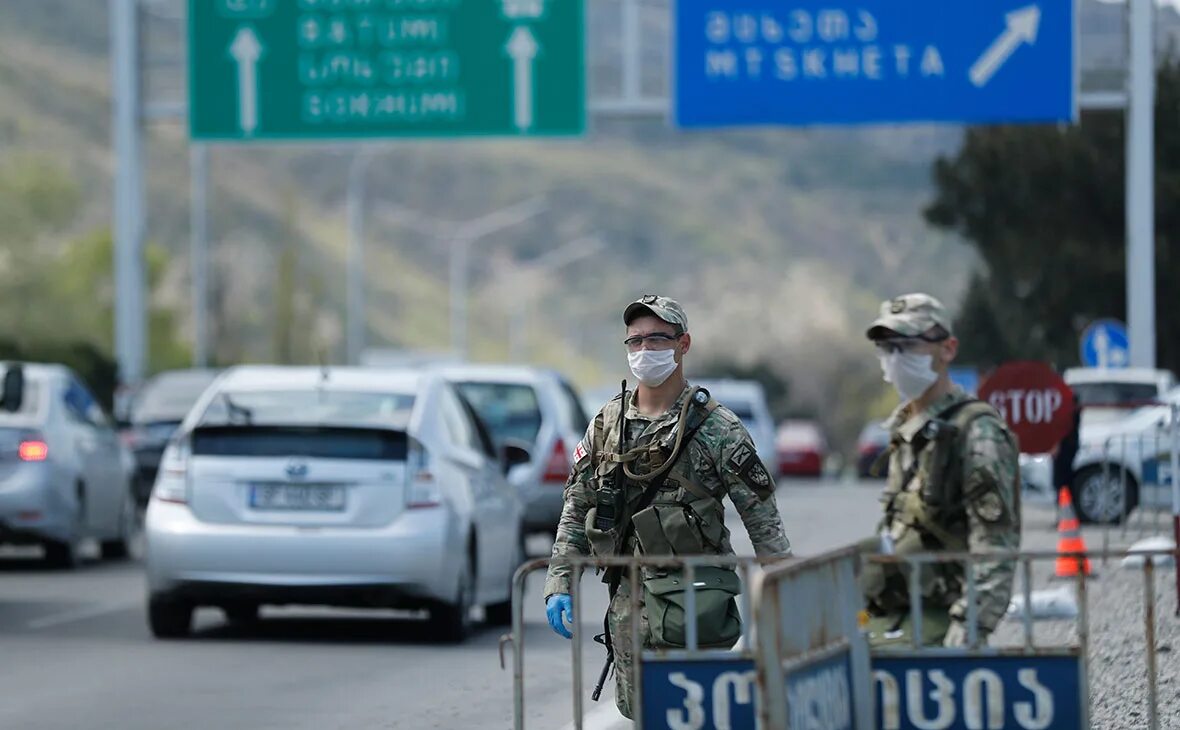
[
  {"x1": 1072, "y1": 382, "x2": 1160, "y2": 408},
  {"x1": 132, "y1": 372, "x2": 218, "y2": 423},
  {"x1": 454, "y1": 382, "x2": 543, "y2": 445},
  {"x1": 557, "y1": 380, "x2": 590, "y2": 434},
  {"x1": 197, "y1": 390, "x2": 416, "y2": 429},
  {"x1": 0, "y1": 381, "x2": 42, "y2": 425},
  {"x1": 192, "y1": 425, "x2": 408, "y2": 460}
]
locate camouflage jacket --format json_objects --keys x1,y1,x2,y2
[
  {"x1": 878, "y1": 388, "x2": 1021, "y2": 632},
  {"x1": 543, "y1": 382, "x2": 792, "y2": 599}
]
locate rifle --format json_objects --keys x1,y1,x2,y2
[{"x1": 592, "y1": 380, "x2": 628, "y2": 701}]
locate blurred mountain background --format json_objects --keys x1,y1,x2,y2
[{"x1": 0, "y1": 0, "x2": 1170, "y2": 455}]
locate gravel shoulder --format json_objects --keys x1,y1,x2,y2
[{"x1": 989, "y1": 502, "x2": 1180, "y2": 729}]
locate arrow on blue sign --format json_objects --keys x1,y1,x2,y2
[
  {"x1": 1080, "y1": 319, "x2": 1129, "y2": 369},
  {"x1": 969, "y1": 6, "x2": 1041, "y2": 87},
  {"x1": 674, "y1": 0, "x2": 1076, "y2": 127}
]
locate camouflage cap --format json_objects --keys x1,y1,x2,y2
[
  {"x1": 866, "y1": 293, "x2": 953, "y2": 340},
  {"x1": 624, "y1": 295, "x2": 688, "y2": 331}
]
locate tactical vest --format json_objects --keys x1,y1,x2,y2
[
  {"x1": 861, "y1": 398, "x2": 1019, "y2": 615},
  {"x1": 582, "y1": 388, "x2": 727, "y2": 562}
]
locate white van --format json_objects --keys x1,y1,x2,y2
[
  {"x1": 691, "y1": 379, "x2": 777, "y2": 470},
  {"x1": 1064, "y1": 367, "x2": 1175, "y2": 428}
]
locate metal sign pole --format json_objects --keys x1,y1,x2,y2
[
  {"x1": 1126, "y1": 0, "x2": 1156, "y2": 368},
  {"x1": 111, "y1": 0, "x2": 147, "y2": 385}
]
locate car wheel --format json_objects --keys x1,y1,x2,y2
[
  {"x1": 223, "y1": 604, "x2": 260, "y2": 626},
  {"x1": 43, "y1": 538, "x2": 81, "y2": 569},
  {"x1": 485, "y1": 532, "x2": 525, "y2": 627},
  {"x1": 430, "y1": 556, "x2": 475, "y2": 643},
  {"x1": 101, "y1": 490, "x2": 138, "y2": 561},
  {"x1": 149, "y1": 597, "x2": 194, "y2": 639},
  {"x1": 1073, "y1": 466, "x2": 1138, "y2": 525}
]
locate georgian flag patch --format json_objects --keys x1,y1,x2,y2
[{"x1": 572, "y1": 439, "x2": 589, "y2": 465}]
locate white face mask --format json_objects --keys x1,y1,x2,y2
[
  {"x1": 879, "y1": 352, "x2": 939, "y2": 403},
  {"x1": 628, "y1": 349, "x2": 678, "y2": 387}
]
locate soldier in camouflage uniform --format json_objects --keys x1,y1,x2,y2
[
  {"x1": 861, "y1": 293, "x2": 1020, "y2": 648},
  {"x1": 543, "y1": 295, "x2": 791, "y2": 719}
]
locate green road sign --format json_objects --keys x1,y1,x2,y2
[{"x1": 189, "y1": 0, "x2": 585, "y2": 141}]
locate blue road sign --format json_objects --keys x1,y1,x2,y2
[
  {"x1": 674, "y1": 0, "x2": 1076, "y2": 127},
  {"x1": 642, "y1": 657, "x2": 758, "y2": 729},
  {"x1": 642, "y1": 652, "x2": 856, "y2": 729},
  {"x1": 1142, "y1": 458, "x2": 1174, "y2": 488},
  {"x1": 784, "y1": 649, "x2": 856, "y2": 730},
  {"x1": 1081, "y1": 319, "x2": 1129, "y2": 369},
  {"x1": 871, "y1": 654, "x2": 1083, "y2": 730}
]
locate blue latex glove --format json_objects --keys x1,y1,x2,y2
[{"x1": 546, "y1": 594, "x2": 574, "y2": 639}]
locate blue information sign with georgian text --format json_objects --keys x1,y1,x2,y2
[{"x1": 675, "y1": 0, "x2": 1076, "y2": 128}]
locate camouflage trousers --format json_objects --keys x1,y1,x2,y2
[
  {"x1": 864, "y1": 607, "x2": 952, "y2": 648},
  {"x1": 607, "y1": 577, "x2": 649, "y2": 720}
]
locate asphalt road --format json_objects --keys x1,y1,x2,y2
[{"x1": 0, "y1": 478, "x2": 884, "y2": 730}]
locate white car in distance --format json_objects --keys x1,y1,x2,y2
[{"x1": 144, "y1": 366, "x2": 524, "y2": 642}]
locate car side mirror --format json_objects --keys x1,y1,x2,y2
[
  {"x1": 1, "y1": 365, "x2": 24, "y2": 413},
  {"x1": 501, "y1": 442, "x2": 532, "y2": 477}
]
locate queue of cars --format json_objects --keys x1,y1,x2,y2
[{"x1": 1, "y1": 359, "x2": 852, "y2": 643}]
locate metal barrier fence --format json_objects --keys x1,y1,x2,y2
[
  {"x1": 1098, "y1": 404, "x2": 1180, "y2": 553},
  {"x1": 864, "y1": 547, "x2": 1178, "y2": 730},
  {"x1": 501, "y1": 553, "x2": 776, "y2": 730},
  {"x1": 755, "y1": 547, "x2": 872, "y2": 730},
  {"x1": 503, "y1": 546, "x2": 1178, "y2": 729}
]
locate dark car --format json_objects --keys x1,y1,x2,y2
[
  {"x1": 856, "y1": 420, "x2": 892, "y2": 479},
  {"x1": 120, "y1": 369, "x2": 219, "y2": 504}
]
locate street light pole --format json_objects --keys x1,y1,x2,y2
[
  {"x1": 508, "y1": 235, "x2": 606, "y2": 361},
  {"x1": 190, "y1": 143, "x2": 210, "y2": 368},
  {"x1": 446, "y1": 197, "x2": 548, "y2": 360},
  {"x1": 1127, "y1": 0, "x2": 1156, "y2": 368}
]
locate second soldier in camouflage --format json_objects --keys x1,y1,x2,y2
[{"x1": 860, "y1": 293, "x2": 1021, "y2": 648}]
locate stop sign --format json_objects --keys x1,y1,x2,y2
[{"x1": 978, "y1": 361, "x2": 1075, "y2": 454}]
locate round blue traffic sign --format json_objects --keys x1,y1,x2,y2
[{"x1": 1080, "y1": 319, "x2": 1129, "y2": 369}]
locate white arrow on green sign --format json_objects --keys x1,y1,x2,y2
[{"x1": 189, "y1": 0, "x2": 585, "y2": 141}]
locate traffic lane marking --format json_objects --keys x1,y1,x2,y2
[{"x1": 26, "y1": 601, "x2": 139, "y2": 630}]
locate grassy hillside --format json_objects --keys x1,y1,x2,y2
[{"x1": 0, "y1": 0, "x2": 984, "y2": 453}]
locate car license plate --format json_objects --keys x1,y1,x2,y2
[{"x1": 249, "y1": 483, "x2": 346, "y2": 511}]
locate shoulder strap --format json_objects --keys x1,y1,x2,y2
[
  {"x1": 606, "y1": 388, "x2": 716, "y2": 595},
  {"x1": 630, "y1": 390, "x2": 717, "y2": 514}
]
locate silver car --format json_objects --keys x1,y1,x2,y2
[
  {"x1": 144, "y1": 366, "x2": 525, "y2": 642},
  {"x1": 443, "y1": 365, "x2": 590, "y2": 535},
  {"x1": 0, "y1": 363, "x2": 137, "y2": 568}
]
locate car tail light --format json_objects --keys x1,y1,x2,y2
[
  {"x1": 119, "y1": 429, "x2": 144, "y2": 449},
  {"x1": 18, "y1": 440, "x2": 48, "y2": 462},
  {"x1": 152, "y1": 438, "x2": 191, "y2": 505},
  {"x1": 406, "y1": 440, "x2": 441, "y2": 509},
  {"x1": 542, "y1": 438, "x2": 569, "y2": 484}
]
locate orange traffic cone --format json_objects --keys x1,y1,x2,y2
[{"x1": 1055, "y1": 487, "x2": 1093, "y2": 578}]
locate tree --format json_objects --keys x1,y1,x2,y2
[{"x1": 925, "y1": 60, "x2": 1180, "y2": 373}]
